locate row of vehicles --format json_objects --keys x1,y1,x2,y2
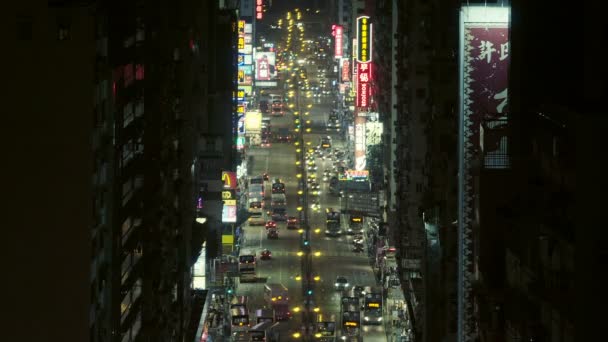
[
  {"x1": 324, "y1": 209, "x2": 365, "y2": 236},
  {"x1": 229, "y1": 284, "x2": 291, "y2": 341},
  {"x1": 247, "y1": 176, "x2": 288, "y2": 225}
]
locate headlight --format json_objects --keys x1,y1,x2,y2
[
  {"x1": 345, "y1": 283, "x2": 349, "y2": 287},
  {"x1": 378, "y1": 317, "x2": 383, "y2": 321},
  {"x1": 364, "y1": 317, "x2": 369, "y2": 321},
  {"x1": 335, "y1": 283, "x2": 339, "y2": 287}
]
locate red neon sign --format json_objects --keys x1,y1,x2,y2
[
  {"x1": 356, "y1": 62, "x2": 371, "y2": 107},
  {"x1": 256, "y1": 0, "x2": 263, "y2": 20},
  {"x1": 334, "y1": 25, "x2": 343, "y2": 58}
]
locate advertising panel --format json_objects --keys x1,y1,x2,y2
[
  {"x1": 243, "y1": 44, "x2": 253, "y2": 54},
  {"x1": 238, "y1": 65, "x2": 253, "y2": 86},
  {"x1": 237, "y1": 114, "x2": 245, "y2": 134},
  {"x1": 354, "y1": 118, "x2": 366, "y2": 170},
  {"x1": 356, "y1": 62, "x2": 371, "y2": 108},
  {"x1": 244, "y1": 111, "x2": 262, "y2": 133},
  {"x1": 238, "y1": 36, "x2": 245, "y2": 50},
  {"x1": 333, "y1": 24, "x2": 344, "y2": 58},
  {"x1": 342, "y1": 58, "x2": 350, "y2": 82},
  {"x1": 244, "y1": 54, "x2": 253, "y2": 65},
  {"x1": 245, "y1": 23, "x2": 253, "y2": 34},
  {"x1": 458, "y1": 6, "x2": 510, "y2": 342},
  {"x1": 255, "y1": 51, "x2": 277, "y2": 81},
  {"x1": 244, "y1": 33, "x2": 253, "y2": 44},
  {"x1": 222, "y1": 171, "x2": 238, "y2": 189},
  {"x1": 238, "y1": 20, "x2": 245, "y2": 36},
  {"x1": 222, "y1": 205, "x2": 237, "y2": 223},
  {"x1": 236, "y1": 88, "x2": 245, "y2": 101},
  {"x1": 238, "y1": 53, "x2": 245, "y2": 66},
  {"x1": 240, "y1": 85, "x2": 253, "y2": 97},
  {"x1": 356, "y1": 16, "x2": 372, "y2": 63},
  {"x1": 365, "y1": 121, "x2": 383, "y2": 145},
  {"x1": 256, "y1": 0, "x2": 263, "y2": 20}
]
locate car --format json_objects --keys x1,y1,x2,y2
[
  {"x1": 260, "y1": 249, "x2": 272, "y2": 260},
  {"x1": 335, "y1": 276, "x2": 349, "y2": 290},
  {"x1": 265, "y1": 221, "x2": 277, "y2": 230},
  {"x1": 287, "y1": 217, "x2": 298, "y2": 229},
  {"x1": 261, "y1": 138, "x2": 272, "y2": 148},
  {"x1": 272, "y1": 182, "x2": 285, "y2": 194},
  {"x1": 267, "y1": 228, "x2": 279, "y2": 239}
]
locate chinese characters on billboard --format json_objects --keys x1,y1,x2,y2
[
  {"x1": 255, "y1": 52, "x2": 276, "y2": 81},
  {"x1": 342, "y1": 59, "x2": 350, "y2": 82},
  {"x1": 256, "y1": 0, "x2": 263, "y2": 20},
  {"x1": 356, "y1": 62, "x2": 371, "y2": 107},
  {"x1": 458, "y1": 6, "x2": 510, "y2": 341},
  {"x1": 332, "y1": 25, "x2": 343, "y2": 58},
  {"x1": 356, "y1": 16, "x2": 372, "y2": 63},
  {"x1": 354, "y1": 119, "x2": 366, "y2": 170}
]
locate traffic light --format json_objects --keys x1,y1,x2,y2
[
  {"x1": 227, "y1": 288, "x2": 233, "y2": 294},
  {"x1": 303, "y1": 240, "x2": 309, "y2": 246},
  {"x1": 307, "y1": 289, "x2": 313, "y2": 296}
]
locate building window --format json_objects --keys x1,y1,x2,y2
[
  {"x1": 135, "y1": 64, "x2": 144, "y2": 81},
  {"x1": 57, "y1": 22, "x2": 71, "y2": 41}
]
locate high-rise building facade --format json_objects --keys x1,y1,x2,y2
[{"x1": 4, "y1": 1, "x2": 228, "y2": 341}]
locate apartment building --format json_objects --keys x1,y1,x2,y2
[{"x1": 4, "y1": 1, "x2": 216, "y2": 341}]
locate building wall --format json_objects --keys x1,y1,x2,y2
[{"x1": 3, "y1": 2, "x2": 95, "y2": 341}]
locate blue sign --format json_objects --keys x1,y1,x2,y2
[{"x1": 238, "y1": 53, "x2": 245, "y2": 66}]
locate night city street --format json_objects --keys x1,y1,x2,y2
[{"x1": 4, "y1": 1, "x2": 602, "y2": 342}]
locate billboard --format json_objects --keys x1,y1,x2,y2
[
  {"x1": 244, "y1": 111, "x2": 262, "y2": 133},
  {"x1": 354, "y1": 118, "x2": 366, "y2": 170},
  {"x1": 332, "y1": 25, "x2": 344, "y2": 58},
  {"x1": 238, "y1": 65, "x2": 253, "y2": 86},
  {"x1": 222, "y1": 205, "x2": 237, "y2": 223},
  {"x1": 365, "y1": 121, "x2": 383, "y2": 145},
  {"x1": 356, "y1": 16, "x2": 372, "y2": 63},
  {"x1": 356, "y1": 62, "x2": 371, "y2": 108},
  {"x1": 458, "y1": 6, "x2": 510, "y2": 342},
  {"x1": 238, "y1": 20, "x2": 245, "y2": 36},
  {"x1": 245, "y1": 23, "x2": 253, "y2": 34},
  {"x1": 256, "y1": 0, "x2": 263, "y2": 20},
  {"x1": 255, "y1": 51, "x2": 277, "y2": 81},
  {"x1": 222, "y1": 171, "x2": 238, "y2": 189},
  {"x1": 342, "y1": 58, "x2": 350, "y2": 82},
  {"x1": 240, "y1": 86, "x2": 253, "y2": 97}
]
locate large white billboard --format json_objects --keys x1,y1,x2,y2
[
  {"x1": 254, "y1": 51, "x2": 277, "y2": 81},
  {"x1": 244, "y1": 111, "x2": 262, "y2": 133}
]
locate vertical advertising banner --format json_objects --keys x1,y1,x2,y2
[
  {"x1": 342, "y1": 59, "x2": 350, "y2": 82},
  {"x1": 356, "y1": 62, "x2": 371, "y2": 108},
  {"x1": 354, "y1": 117, "x2": 366, "y2": 171},
  {"x1": 255, "y1": 52, "x2": 276, "y2": 81},
  {"x1": 356, "y1": 16, "x2": 372, "y2": 63},
  {"x1": 256, "y1": 0, "x2": 263, "y2": 20},
  {"x1": 458, "y1": 6, "x2": 510, "y2": 342},
  {"x1": 333, "y1": 25, "x2": 344, "y2": 58},
  {"x1": 238, "y1": 20, "x2": 245, "y2": 36}
]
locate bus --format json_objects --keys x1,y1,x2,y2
[
  {"x1": 238, "y1": 252, "x2": 256, "y2": 282},
  {"x1": 325, "y1": 208, "x2": 341, "y2": 236},
  {"x1": 362, "y1": 288, "x2": 383, "y2": 325},
  {"x1": 314, "y1": 313, "x2": 337, "y2": 341},
  {"x1": 249, "y1": 321, "x2": 280, "y2": 342},
  {"x1": 263, "y1": 283, "x2": 291, "y2": 320},
  {"x1": 346, "y1": 213, "x2": 364, "y2": 235},
  {"x1": 230, "y1": 307, "x2": 251, "y2": 332},
  {"x1": 230, "y1": 296, "x2": 249, "y2": 311},
  {"x1": 340, "y1": 297, "x2": 361, "y2": 341},
  {"x1": 270, "y1": 193, "x2": 287, "y2": 221}
]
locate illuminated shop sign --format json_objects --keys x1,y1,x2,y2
[
  {"x1": 238, "y1": 20, "x2": 245, "y2": 36},
  {"x1": 332, "y1": 24, "x2": 343, "y2": 58},
  {"x1": 356, "y1": 16, "x2": 372, "y2": 63},
  {"x1": 356, "y1": 62, "x2": 371, "y2": 108},
  {"x1": 256, "y1": 0, "x2": 263, "y2": 20}
]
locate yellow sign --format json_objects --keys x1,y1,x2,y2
[
  {"x1": 238, "y1": 89, "x2": 245, "y2": 98},
  {"x1": 367, "y1": 303, "x2": 380, "y2": 308},
  {"x1": 345, "y1": 322, "x2": 358, "y2": 327},
  {"x1": 222, "y1": 191, "x2": 234, "y2": 199},
  {"x1": 238, "y1": 37, "x2": 245, "y2": 50},
  {"x1": 238, "y1": 70, "x2": 245, "y2": 83},
  {"x1": 222, "y1": 235, "x2": 234, "y2": 244},
  {"x1": 237, "y1": 105, "x2": 245, "y2": 113},
  {"x1": 352, "y1": 218, "x2": 362, "y2": 222},
  {"x1": 223, "y1": 199, "x2": 237, "y2": 205}
]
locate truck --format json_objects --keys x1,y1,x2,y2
[{"x1": 325, "y1": 208, "x2": 341, "y2": 236}]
